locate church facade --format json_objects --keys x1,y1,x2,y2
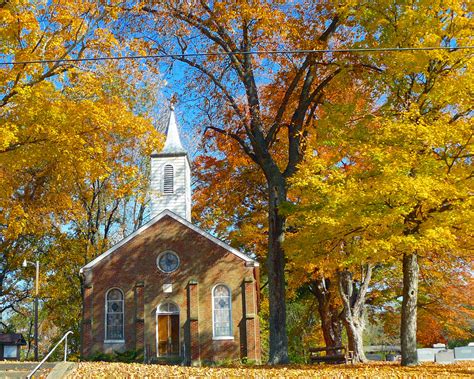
[{"x1": 80, "y1": 109, "x2": 261, "y2": 365}]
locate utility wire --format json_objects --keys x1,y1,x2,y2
[{"x1": 1, "y1": 46, "x2": 473, "y2": 66}]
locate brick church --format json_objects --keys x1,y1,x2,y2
[{"x1": 80, "y1": 108, "x2": 261, "y2": 365}]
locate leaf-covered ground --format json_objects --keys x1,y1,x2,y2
[{"x1": 68, "y1": 361, "x2": 474, "y2": 378}]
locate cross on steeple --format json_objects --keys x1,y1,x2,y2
[{"x1": 170, "y1": 93, "x2": 178, "y2": 109}]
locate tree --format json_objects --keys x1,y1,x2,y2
[
  {"x1": 285, "y1": 151, "x2": 380, "y2": 363},
  {"x1": 283, "y1": 72, "x2": 381, "y2": 362},
  {"x1": 416, "y1": 253, "x2": 474, "y2": 346},
  {"x1": 338, "y1": 264, "x2": 372, "y2": 362},
  {"x1": 193, "y1": 135, "x2": 267, "y2": 254},
  {"x1": 0, "y1": 0, "x2": 122, "y2": 109},
  {"x1": 307, "y1": 278, "x2": 343, "y2": 354},
  {"x1": 122, "y1": 1, "x2": 370, "y2": 362},
  {"x1": 353, "y1": 0, "x2": 473, "y2": 365},
  {"x1": 193, "y1": 93, "x2": 348, "y2": 358},
  {"x1": 286, "y1": 0, "x2": 472, "y2": 365},
  {"x1": 0, "y1": 0, "x2": 162, "y2": 348},
  {"x1": 377, "y1": 254, "x2": 474, "y2": 348}
]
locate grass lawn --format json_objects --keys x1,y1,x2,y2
[{"x1": 67, "y1": 361, "x2": 474, "y2": 378}]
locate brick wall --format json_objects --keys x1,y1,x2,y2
[
  {"x1": 81, "y1": 285, "x2": 93, "y2": 357},
  {"x1": 82, "y1": 215, "x2": 261, "y2": 363},
  {"x1": 134, "y1": 282, "x2": 144, "y2": 350}
]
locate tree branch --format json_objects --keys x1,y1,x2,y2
[
  {"x1": 265, "y1": 56, "x2": 312, "y2": 147},
  {"x1": 354, "y1": 264, "x2": 373, "y2": 312},
  {"x1": 319, "y1": 15, "x2": 340, "y2": 42},
  {"x1": 283, "y1": 67, "x2": 341, "y2": 178},
  {"x1": 204, "y1": 125, "x2": 257, "y2": 163}
]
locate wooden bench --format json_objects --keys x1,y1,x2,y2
[{"x1": 309, "y1": 346, "x2": 354, "y2": 364}]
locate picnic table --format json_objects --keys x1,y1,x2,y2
[{"x1": 309, "y1": 346, "x2": 354, "y2": 364}]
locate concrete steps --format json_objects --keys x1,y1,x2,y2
[
  {"x1": 150, "y1": 356, "x2": 185, "y2": 365},
  {"x1": 46, "y1": 362, "x2": 76, "y2": 379},
  {"x1": 0, "y1": 362, "x2": 56, "y2": 378}
]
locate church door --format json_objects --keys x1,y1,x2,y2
[{"x1": 156, "y1": 302, "x2": 180, "y2": 357}]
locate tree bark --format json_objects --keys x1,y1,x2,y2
[
  {"x1": 311, "y1": 278, "x2": 343, "y2": 353},
  {"x1": 401, "y1": 252, "x2": 419, "y2": 366},
  {"x1": 338, "y1": 265, "x2": 372, "y2": 363},
  {"x1": 266, "y1": 180, "x2": 289, "y2": 364},
  {"x1": 342, "y1": 313, "x2": 366, "y2": 362}
]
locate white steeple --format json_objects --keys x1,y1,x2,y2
[
  {"x1": 150, "y1": 107, "x2": 192, "y2": 221},
  {"x1": 161, "y1": 106, "x2": 186, "y2": 154}
]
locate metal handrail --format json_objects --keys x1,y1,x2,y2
[{"x1": 27, "y1": 330, "x2": 73, "y2": 379}]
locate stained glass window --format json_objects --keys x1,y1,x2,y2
[
  {"x1": 213, "y1": 285, "x2": 232, "y2": 338},
  {"x1": 106, "y1": 288, "x2": 124, "y2": 340}
]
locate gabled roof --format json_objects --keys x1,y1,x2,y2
[
  {"x1": 0, "y1": 333, "x2": 26, "y2": 345},
  {"x1": 80, "y1": 210, "x2": 257, "y2": 273}
]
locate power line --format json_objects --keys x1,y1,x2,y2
[{"x1": 1, "y1": 46, "x2": 473, "y2": 66}]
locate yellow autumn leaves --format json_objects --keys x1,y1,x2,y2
[
  {"x1": 0, "y1": 74, "x2": 159, "y2": 240},
  {"x1": 1, "y1": 0, "x2": 164, "y2": 241},
  {"x1": 67, "y1": 361, "x2": 474, "y2": 378}
]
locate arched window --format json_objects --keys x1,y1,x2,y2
[
  {"x1": 212, "y1": 285, "x2": 232, "y2": 338},
  {"x1": 158, "y1": 302, "x2": 179, "y2": 314},
  {"x1": 163, "y1": 164, "x2": 174, "y2": 194},
  {"x1": 105, "y1": 288, "x2": 124, "y2": 341}
]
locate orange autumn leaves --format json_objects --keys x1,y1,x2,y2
[
  {"x1": 68, "y1": 361, "x2": 474, "y2": 378},
  {"x1": 192, "y1": 1, "x2": 473, "y2": 347}
]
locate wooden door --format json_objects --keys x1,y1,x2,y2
[{"x1": 157, "y1": 314, "x2": 179, "y2": 356}]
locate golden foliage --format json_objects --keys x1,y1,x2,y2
[
  {"x1": 68, "y1": 361, "x2": 474, "y2": 378},
  {"x1": 284, "y1": 0, "x2": 473, "y2": 278},
  {"x1": 1, "y1": 0, "x2": 162, "y2": 241},
  {"x1": 0, "y1": 0, "x2": 162, "y2": 345}
]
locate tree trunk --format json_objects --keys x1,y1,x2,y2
[
  {"x1": 267, "y1": 181, "x2": 289, "y2": 364},
  {"x1": 312, "y1": 278, "x2": 343, "y2": 354},
  {"x1": 338, "y1": 265, "x2": 372, "y2": 363},
  {"x1": 401, "y1": 252, "x2": 419, "y2": 366},
  {"x1": 341, "y1": 312, "x2": 366, "y2": 362}
]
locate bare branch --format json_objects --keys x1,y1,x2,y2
[
  {"x1": 205, "y1": 125, "x2": 257, "y2": 163},
  {"x1": 319, "y1": 16, "x2": 340, "y2": 42},
  {"x1": 266, "y1": 56, "x2": 312, "y2": 147},
  {"x1": 283, "y1": 67, "x2": 341, "y2": 178}
]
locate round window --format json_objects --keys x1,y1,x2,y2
[{"x1": 157, "y1": 251, "x2": 180, "y2": 273}]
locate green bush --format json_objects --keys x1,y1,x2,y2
[
  {"x1": 87, "y1": 351, "x2": 114, "y2": 362},
  {"x1": 115, "y1": 349, "x2": 144, "y2": 363},
  {"x1": 289, "y1": 351, "x2": 307, "y2": 364},
  {"x1": 240, "y1": 357, "x2": 257, "y2": 366},
  {"x1": 448, "y1": 339, "x2": 473, "y2": 349},
  {"x1": 87, "y1": 349, "x2": 143, "y2": 363}
]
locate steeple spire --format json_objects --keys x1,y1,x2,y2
[
  {"x1": 150, "y1": 103, "x2": 192, "y2": 221},
  {"x1": 161, "y1": 107, "x2": 186, "y2": 154}
]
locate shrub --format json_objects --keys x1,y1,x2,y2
[{"x1": 87, "y1": 349, "x2": 143, "y2": 363}]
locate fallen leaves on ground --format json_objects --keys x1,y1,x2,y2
[{"x1": 67, "y1": 361, "x2": 474, "y2": 378}]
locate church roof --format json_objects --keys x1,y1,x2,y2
[
  {"x1": 80, "y1": 210, "x2": 258, "y2": 273},
  {"x1": 0, "y1": 333, "x2": 26, "y2": 346},
  {"x1": 159, "y1": 108, "x2": 186, "y2": 155}
]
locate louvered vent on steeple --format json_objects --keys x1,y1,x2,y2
[{"x1": 163, "y1": 164, "x2": 174, "y2": 194}]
